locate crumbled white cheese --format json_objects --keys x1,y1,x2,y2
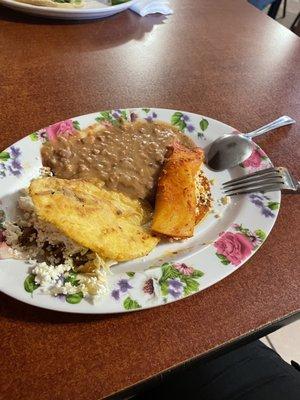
[
  {"x1": 33, "y1": 262, "x2": 72, "y2": 286},
  {"x1": 50, "y1": 282, "x2": 81, "y2": 296},
  {"x1": 79, "y1": 274, "x2": 108, "y2": 301},
  {"x1": 32, "y1": 259, "x2": 108, "y2": 302}
]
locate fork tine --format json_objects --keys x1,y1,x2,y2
[
  {"x1": 222, "y1": 167, "x2": 279, "y2": 187},
  {"x1": 223, "y1": 176, "x2": 283, "y2": 190},
  {"x1": 225, "y1": 183, "x2": 284, "y2": 196}
]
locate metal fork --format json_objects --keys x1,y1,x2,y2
[{"x1": 222, "y1": 167, "x2": 300, "y2": 196}]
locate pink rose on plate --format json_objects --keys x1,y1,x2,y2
[
  {"x1": 214, "y1": 232, "x2": 253, "y2": 266},
  {"x1": 242, "y1": 148, "x2": 266, "y2": 169},
  {"x1": 174, "y1": 263, "x2": 194, "y2": 275},
  {"x1": 45, "y1": 119, "x2": 75, "y2": 142}
]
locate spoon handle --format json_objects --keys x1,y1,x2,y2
[{"x1": 244, "y1": 116, "x2": 296, "y2": 139}]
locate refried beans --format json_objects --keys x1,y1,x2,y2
[{"x1": 41, "y1": 120, "x2": 196, "y2": 201}]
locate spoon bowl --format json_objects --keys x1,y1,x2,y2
[
  {"x1": 205, "y1": 116, "x2": 295, "y2": 171},
  {"x1": 206, "y1": 134, "x2": 253, "y2": 171}
]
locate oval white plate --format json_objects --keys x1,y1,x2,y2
[
  {"x1": 0, "y1": 0, "x2": 138, "y2": 20},
  {"x1": 0, "y1": 108, "x2": 280, "y2": 313}
]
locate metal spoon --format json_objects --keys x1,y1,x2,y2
[{"x1": 206, "y1": 116, "x2": 295, "y2": 171}]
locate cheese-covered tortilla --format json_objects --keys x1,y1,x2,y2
[{"x1": 29, "y1": 177, "x2": 159, "y2": 262}]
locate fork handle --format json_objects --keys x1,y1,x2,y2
[{"x1": 244, "y1": 116, "x2": 296, "y2": 139}]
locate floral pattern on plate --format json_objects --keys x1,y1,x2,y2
[
  {"x1": 0, "y1": 146, "x2": 23, "y2": 179},
  {"x1": 29, "y1": 120, "x2": 81, "y2": 143},
  {"x1": 214, "y1": 224, "x2": 266, "y2": 266},
  {"x1": 111, "y1": 262, "x2": 204, "y2": 310},
  {"x1": 170, "y1": 111, "x2": 209, "y2": 139},
  {"x1": 241, "y1": 147, "x2": 270, "y2": 170},
  {"x1": 249, "y1": 194, "x2": 280, "y2": 218},
  {"x1": 29, "y1": 129, "x2": 47, "y2": 143}
]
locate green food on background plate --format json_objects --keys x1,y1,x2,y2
[{"x1": 111, "y1": 0, "x2": 131, "y2": 5}]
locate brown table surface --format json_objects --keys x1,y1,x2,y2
[{"x1": 1, "y1": 1, "x2": 300, "y2": 399}]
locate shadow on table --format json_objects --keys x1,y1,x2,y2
[
  {"x1": 0, "y1": 292, "x2": 124, "y2": 323},
  {"x1": 0, "y1": 6, "x2": 168, "y2": 49}
]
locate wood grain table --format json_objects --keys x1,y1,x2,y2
[{"x1": 1, "y1": 1, "x2": 300, "y2": 399}]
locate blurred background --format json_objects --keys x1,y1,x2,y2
[{"x1": 248, "y1": 0, "x2": 300, "y2": 35}]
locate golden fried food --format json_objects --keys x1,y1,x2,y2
[
  {"x1": 29, "y1": 177, "x2": 159, "y2": 262},
  {"x1": 151, "y1": 143, "x2": 210, "y2": 239}
]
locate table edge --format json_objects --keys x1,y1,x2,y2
[{"x1": 104, "y1": 310, "x2": 300, "y2": 399}]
